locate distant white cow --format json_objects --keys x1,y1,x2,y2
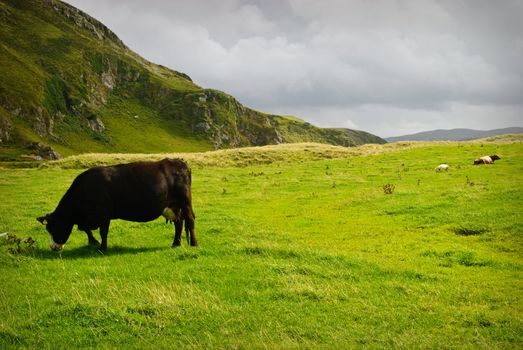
[{"x1": 435, "y1": 164, "x2": 449, "y2": 172}]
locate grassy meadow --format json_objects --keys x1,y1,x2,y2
[{"x1": 1, "y1": 137, "x2": 522, "y2": 349}]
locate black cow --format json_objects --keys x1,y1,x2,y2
[{"x1": 37, "y1": 158, "x2": 197, "y2": 251}]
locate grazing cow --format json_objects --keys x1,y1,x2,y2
[
  {"x1": 435, "y1": 164, "x2": 449, "y2": 172},
  {"x1": 473, "y1": 155, "x2": 500, "y2": 165},
  {"x1": 37, "y1": 158, "x2": 197, "y2": 251}
]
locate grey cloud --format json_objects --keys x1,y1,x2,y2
[{"x1": 66, "y1": 0, "x2": 523, "y2": 137}]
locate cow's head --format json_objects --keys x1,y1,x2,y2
[
  {"x1": 491, "y1": 155, "x2": 501, "y2": 161},
  {"x1": 37, "y1": 213, "x2": 73, "y2": 251}
]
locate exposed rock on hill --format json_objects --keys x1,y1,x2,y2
[{"x1": 0, "y1": 0, "x2": 385, "y2": 159}]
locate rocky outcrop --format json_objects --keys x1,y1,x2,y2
[
  {"x1": 0, "y1": 114, "x2": 14, "y2": 144},
  {"x1": 86, "y1": 116, "x2": 105, "y2": 133},
  {"x1": 46, "y1": 0, "x2": 126, "y2": 48},
  {"x1": 27, "y1": 142, "x2": 61, "y2": 160},
  {"x1": 184, "y1": 89, "x2": 288, "y2": 149}
]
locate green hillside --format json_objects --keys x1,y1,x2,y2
[{"x1": 0, "y1": 0, "x2": 385, "y2": 161}]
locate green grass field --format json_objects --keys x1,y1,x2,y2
[{"x1": 1, "y1": 139, "x2": 522, "y2": 349}]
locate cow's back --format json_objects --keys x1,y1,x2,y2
[
  {"x1": 59, "y1": 158, "x2": 191, "y2": 226},
  {"x1": 98, "y1": 161, "x2": 168, "y2": 222}
]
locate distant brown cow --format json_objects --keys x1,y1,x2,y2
[
  {"x1": 473, "y1": 155, "x2": 500, "y2": 165},
  {"x1": 37, "y1": 158, "x2": 197, "y2": 251}
]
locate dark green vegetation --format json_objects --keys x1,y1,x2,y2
[
  {"x1": 0, "y1": 0, "x2": 385, "y2": 161},
  {"x1": 1, "y1": 139, "x2": 522, "y2": 348}
]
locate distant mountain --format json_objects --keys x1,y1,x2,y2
[
  {"x1": 0, "y1": 0, "x2": 385, "y2": 161},
  {"x1": 385, "y1": 127, "x2": 523, "y2": 143}
]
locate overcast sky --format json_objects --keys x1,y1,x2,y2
[{"x1": 65, "y1": 0, "x2": 523, "y2": 137}]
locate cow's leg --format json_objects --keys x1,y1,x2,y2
[
  {"x1": 99, "y1": 221, "x2": 110, "y2": 252},
  {"x1": 185, "y1": 206, "x2": 197, "y2": 247},
  {"x1": 172, "y1": 218, "x2": 183, "y2": 247},
  {"x1": 85, "y1": 230, "x2": 100, "y2": 248}
]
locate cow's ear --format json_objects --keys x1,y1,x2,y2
[{"x1": 37, "y1": 215, "x2": 48, "y2": 225}]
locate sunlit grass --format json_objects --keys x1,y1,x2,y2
[{"x1": 1, "y1": 137, "x2": 522, "y2": 348}]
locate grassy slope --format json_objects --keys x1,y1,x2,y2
[
  {"x1": 1, "y1": 138, "x2": 522, "y2": 348},
  {"x1": 0, "y1": 0, "x2": 385, "y2": 160},
  {"x1": 0, "y1": 0, "x2": 214, "y2": 157}
]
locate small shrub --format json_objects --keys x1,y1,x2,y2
[
  {"x1": 1, "y1": 233, "x2": 35, "y2": 255},
  {"x1": 383, "y1": 183, "x2": 395, "y2": 195},
  {"x1": 452, "y1": 226, "x2": 488, "y2": 236}
]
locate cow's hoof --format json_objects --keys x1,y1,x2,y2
[{"x1": 89, "y1": 240, "x2": 101, "y2": 248}]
